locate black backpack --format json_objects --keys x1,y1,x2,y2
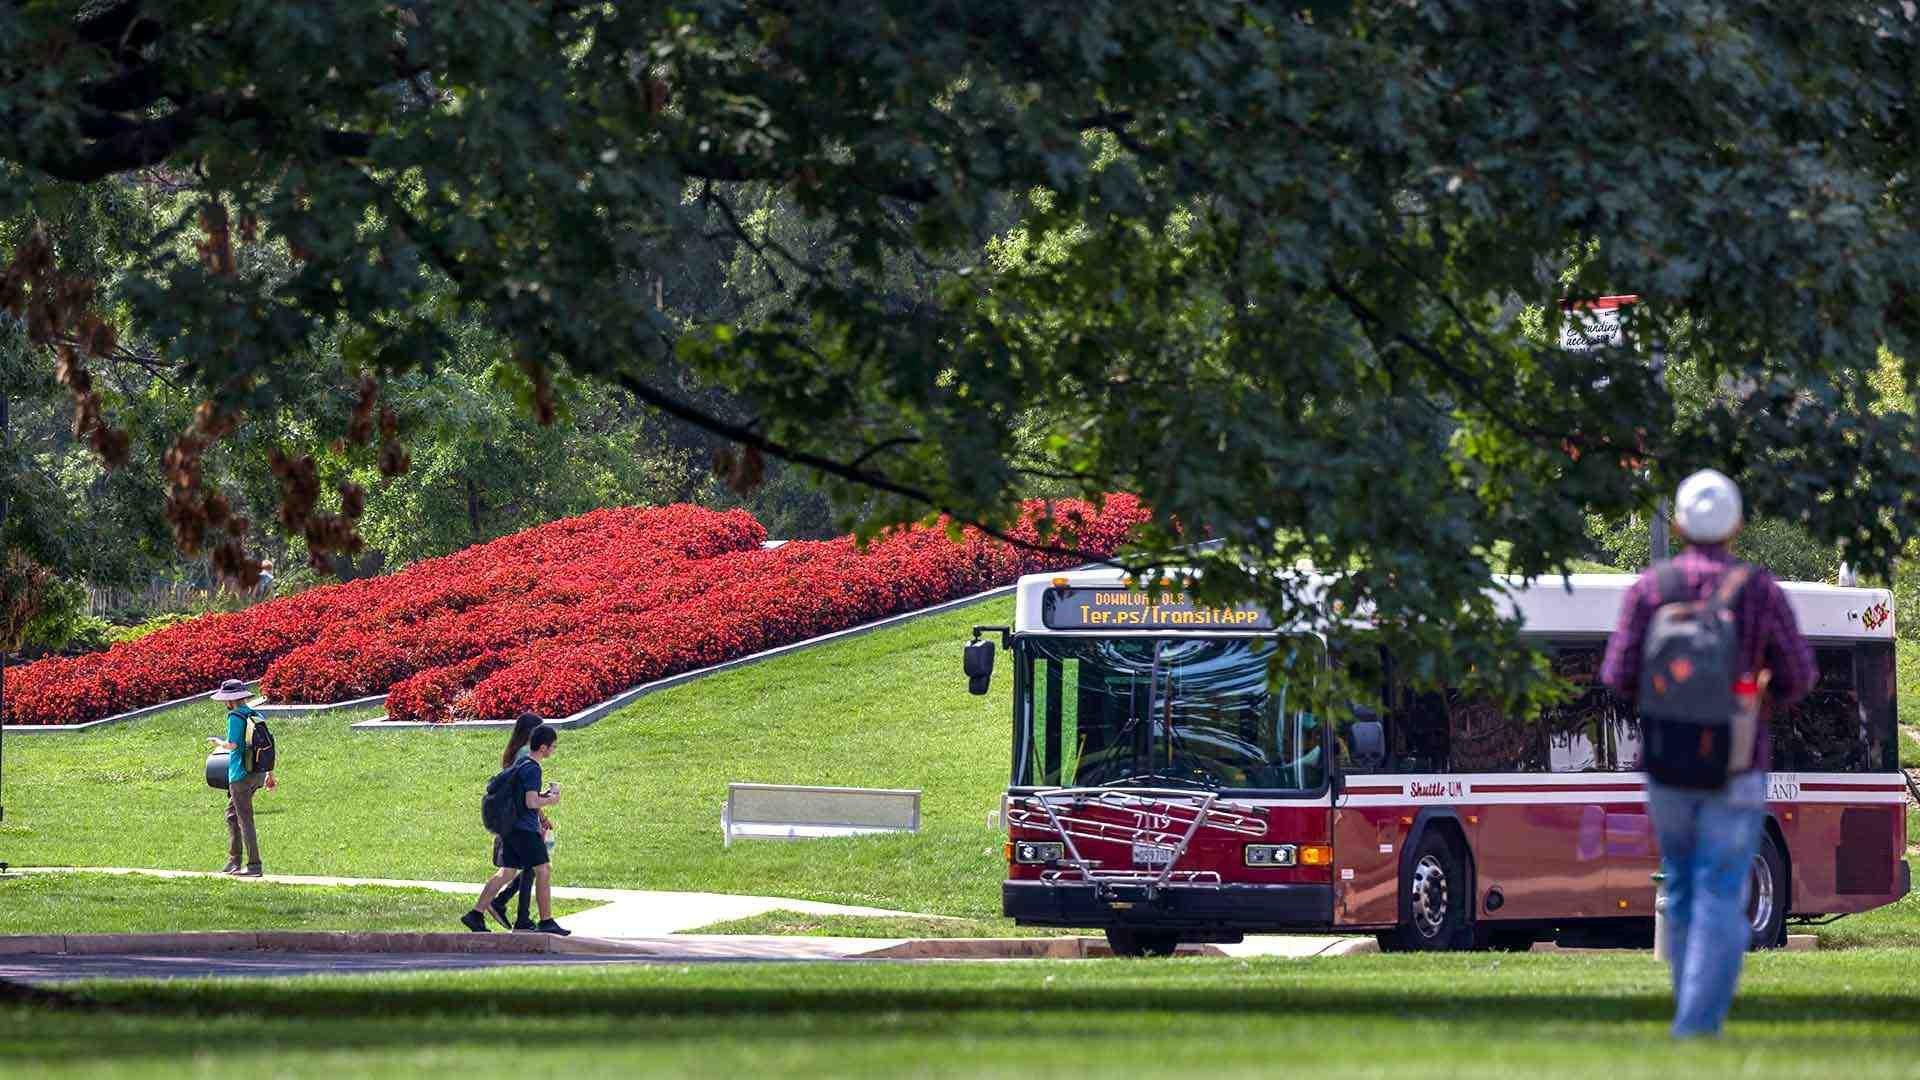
[
  {"x1": 237, "y1": 709, "x2": 277, "y2": 774},
  {"x1": 481, "y1": 761, "x2": 527, "y2": 835},
  {"x1": 1636, "y1": 562, "x2": 1757, "y2": 789}
]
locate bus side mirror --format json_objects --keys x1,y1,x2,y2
[
  {"x1": 1350, "y1": 714, "x2": 1386, "y2": 769},
  {"x1": 964, "y1": 639, "x2": 996, "y2": 695}
]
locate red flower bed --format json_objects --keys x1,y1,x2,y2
[{"x1": 0, "y1": 497, "x2": 1146, "y2": 726}]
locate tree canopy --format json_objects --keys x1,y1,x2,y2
[{"x1": 6, "y1": 1, "x2": 1920, "y2": 702}]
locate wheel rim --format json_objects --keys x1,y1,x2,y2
[
  {"x1": 1748, "y1": 852, "x2": 1775, "y2": 937},
  {"x1": 1411, "y1": 854, "x2": 1449, "y2": 939}
]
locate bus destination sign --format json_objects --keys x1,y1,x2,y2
[{"x1": 1040, "y1": 587, "x2": 1274, "y2": 631}]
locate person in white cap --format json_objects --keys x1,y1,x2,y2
[
  {"x1": 206, "y1": 678, "x2": 274, "y2": 875},
  {"x1": 1600, "y1": 469, "x2": 1815, "y2": 1039}
]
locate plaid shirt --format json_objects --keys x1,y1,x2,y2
[{"x1": 1599, "y1": 543, "x2": 1817, "y2": 771}]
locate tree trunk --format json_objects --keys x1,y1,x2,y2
[
  {"x1": 466, "y1": 475, "x2": 482, "y2": 538},
  {"x1": 1, "y1": 391, "x2": 10, "y2": 537}
]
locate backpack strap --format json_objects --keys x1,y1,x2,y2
[
  {"x1": 1708, "y1": 563, "x2": 1755, "y2": 614},
  {"x1": 1653, "y1": 561, "x2": 1687, "y2": 605},
  {"x1": 236, "y1": 708, "x2": 253, "y2": 773}
]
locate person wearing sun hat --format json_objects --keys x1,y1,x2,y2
[{"x1": 206, "y1": 679, "x2": 273, "y2": 876}]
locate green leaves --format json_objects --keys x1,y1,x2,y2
[{"x1": 6, "y1": 2, "x2": 1920, "y2": 710}]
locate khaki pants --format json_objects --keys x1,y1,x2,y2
[{"x1": 226, "y1": 774, "x2": 263, "y2": 870}]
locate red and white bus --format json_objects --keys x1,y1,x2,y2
[{"x1": 970, "y1": 569, "x2": 1908, "y2": 955}]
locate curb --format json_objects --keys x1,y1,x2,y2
[
  {"x1": 0, "y1": 931, "x2": 655, "y2": 957},
  {"x1": 862, "y1": 935, "x2": 1380, "y2": 959},
  {"x1": 349, "y1": 583, "x2": 1025, "y2": 732},
  {"x1": 1529, "y1": 934, "x2": 1818, "y2": 954},
  {"x1": 3, "y1": 680, "x2": 262, "y2": 736},
  {"x1": 250, "y1": 693, "x2": 388, "y2": 719}
]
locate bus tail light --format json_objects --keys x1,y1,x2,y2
[{"x1": 1298, "y1": 844, "x2": 1334, "y2": 867}]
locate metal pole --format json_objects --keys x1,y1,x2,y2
[
  {"x1": 1650, "y1": 500, "x2": 1670, "y2": 566},
  {"x1": 1648, "y1": 341, "x2": 1669, "y2": 566},
  {"x1": 1652, "y1": 871, "x2": 1670, "y2": 960}
]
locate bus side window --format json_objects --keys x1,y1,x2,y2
[
  {"x1": 1774, "y1": 646, "x2": 1874, "y2": 772},
  {"x1": 1445, "y1": 690, "x2": 1541, "y2": 772},
  {"x1": 1543, "y1": 641, "x2": 1628, "y2": 772},
  {"x1": 1383, "y1": 688, "x2": 1450, "y2": 774},
  {"x1": 1857, "y1": 642, "x2": 1897, "y2": 773}
]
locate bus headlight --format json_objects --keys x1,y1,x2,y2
[
  {"x1": 1245, "y1": 844, "x2": 1297, "y2": 867},
  {"x1": 1013, "y1": 841, "x2": 1065, "y2": 865}
]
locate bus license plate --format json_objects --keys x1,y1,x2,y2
[{"x1": 1133, "y1": 844, "x2": 1176, "y2": 867}]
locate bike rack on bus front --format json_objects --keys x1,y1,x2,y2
[{"x1": 1006, "y1": 788, "x2": 1267, "y2": 902}]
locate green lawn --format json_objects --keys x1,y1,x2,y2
[
  {"x1": 0, "y1": 873, "x2": 594, "y2": 934},
  {"x1": 690, "y1": 910, "x2": 1073, "y2": 938},
  {"x1": 5, "y1": 597, "x2": 1019, "y2": 918},
  {"x1": 6, "y1": 951, "x2": 1920, "y2": 1078}
]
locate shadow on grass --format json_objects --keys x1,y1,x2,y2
[
  {"x1": 53, "y1": 979, "x2": 1920, "y2": 1027},
  {"x1": 7, "y1": 973, "x2": 1919, "y2": 1069}
]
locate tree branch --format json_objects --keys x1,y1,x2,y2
[
  {"x1": 614, "y1": 371, "x2": 1122, "y2": 566},
  {"x1": 1324, "y1": 273, "x2": 1568, "y2": 445},
  {"x1": 19, "y1": 98, "x2": 372, "y2": 183}
]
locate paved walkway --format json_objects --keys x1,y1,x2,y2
[
  {"x1": 15, "y1": 866, "x2": 946, "y2": 937},
  {"x1": 15, "y1": 868, "x2": 1374, "y2": 963}
]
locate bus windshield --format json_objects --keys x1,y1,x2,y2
[{"x1": 1014, "y1": 636, "x2": 1325, "y2": 793}]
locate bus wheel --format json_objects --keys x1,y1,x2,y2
[
  {"x1": 1106, "y1": 928, "x2": 1180, "y2": 957},
  {"x1": 1381, "y1": 830, "x2": 1472, "y2": 952},
  {"x1": 1747, "y1": 831, "x2": 1788, "y2": 951}
]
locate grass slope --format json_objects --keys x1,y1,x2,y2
[
  {"x1": 4, "y1": 597, "x2": 1017, "y2": 919},
  {"x1": 6, "y1": 952, "x2": 1920, "y2": 1078},
  {"x1": 0, "y1": 873, "x2": 592, "y2": 933}
]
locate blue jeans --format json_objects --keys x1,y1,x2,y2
[{"x1": 1647, "y1": 771, "x2": 1766, "y2": 1038}]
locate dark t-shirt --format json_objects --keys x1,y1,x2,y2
[{"x1": 511, "y1": 758, "x2": 543, "y2": 834}]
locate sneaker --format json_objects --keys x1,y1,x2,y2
[
  {"x1": 221, "y1": 862, "x2": 241, "y2": 874},
  {"x1": 533, "y1": 920, "x2": 571, "y2": 937},
  {"x1": 488, "y1": 894, "x2": 513, "y2": 930},
  {"x1": 232, "y1": 866, "x2": 263, "y2": 878},
  {"x1": 460, "y1": 910, "x2": 490, "y2": 933},
  {"x1": 512, "y1": 919, "x2": 538, "y2": 932}
]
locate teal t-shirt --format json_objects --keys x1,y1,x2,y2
[{"x1": 226, "y1": 708, "x2": 254, "y2": 784}]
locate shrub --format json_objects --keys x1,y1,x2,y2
[{"x1": 0, "y1": 498, "x2": 1147, "y2": 725}]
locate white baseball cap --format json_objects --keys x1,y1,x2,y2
[{"x1": 1673, "y1": 469, "x2": 1743, "y2": 544}]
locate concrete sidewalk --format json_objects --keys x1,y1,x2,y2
[
  {"x1": 16, "y1": 866, "x2": 943, "y2": 936},
  {"x1": 12, "y1": 868, "x2": 1378, "y2": 961}
]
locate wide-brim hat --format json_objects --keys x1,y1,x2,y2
[{"x1": 211, "y1": 680, "x2": 251, "y2": 702}]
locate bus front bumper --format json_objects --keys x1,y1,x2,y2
[{"x1": 1003, "y1": 880, "x2": 1335, "y2": 932}]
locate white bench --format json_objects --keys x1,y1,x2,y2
[{"x1": 721, "y1": 783, "x2": 922, "y2": 847}]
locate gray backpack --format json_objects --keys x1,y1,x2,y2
[{"x1": 1636, "y1": 562, "x2": 1757, "y2": 789}]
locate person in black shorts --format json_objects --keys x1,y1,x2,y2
[
  {"x1": 486, "y1": 713, "x2": 547, "y2": 928},
  {"x1": 462, "y1": 725, "x2": 569, "y2": 935}
]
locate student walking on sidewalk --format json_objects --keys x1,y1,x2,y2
[
  {"x1": 464, "y1": 725, "x2": 570, "y2": 935},
  {"x1": 1601, "y1": 469, "x2": 1816, "y2": 1039},
  {"x1": 485, "y1": 713, "x2": 550, "y2": 929},
  {"x1": 206, "y1": 679, "x2": 275, "y2": 876}
]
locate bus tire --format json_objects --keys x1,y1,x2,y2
[
  {"x1": 1105, "y1": 928, "x2": 1180, "y2": 957},
  {"x1": 1381, "y1": 828, "x2": 1473, "y2": 952},
  {"x1": 1747, "y1": 830, "x2": 1788, "y2": 951}
]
